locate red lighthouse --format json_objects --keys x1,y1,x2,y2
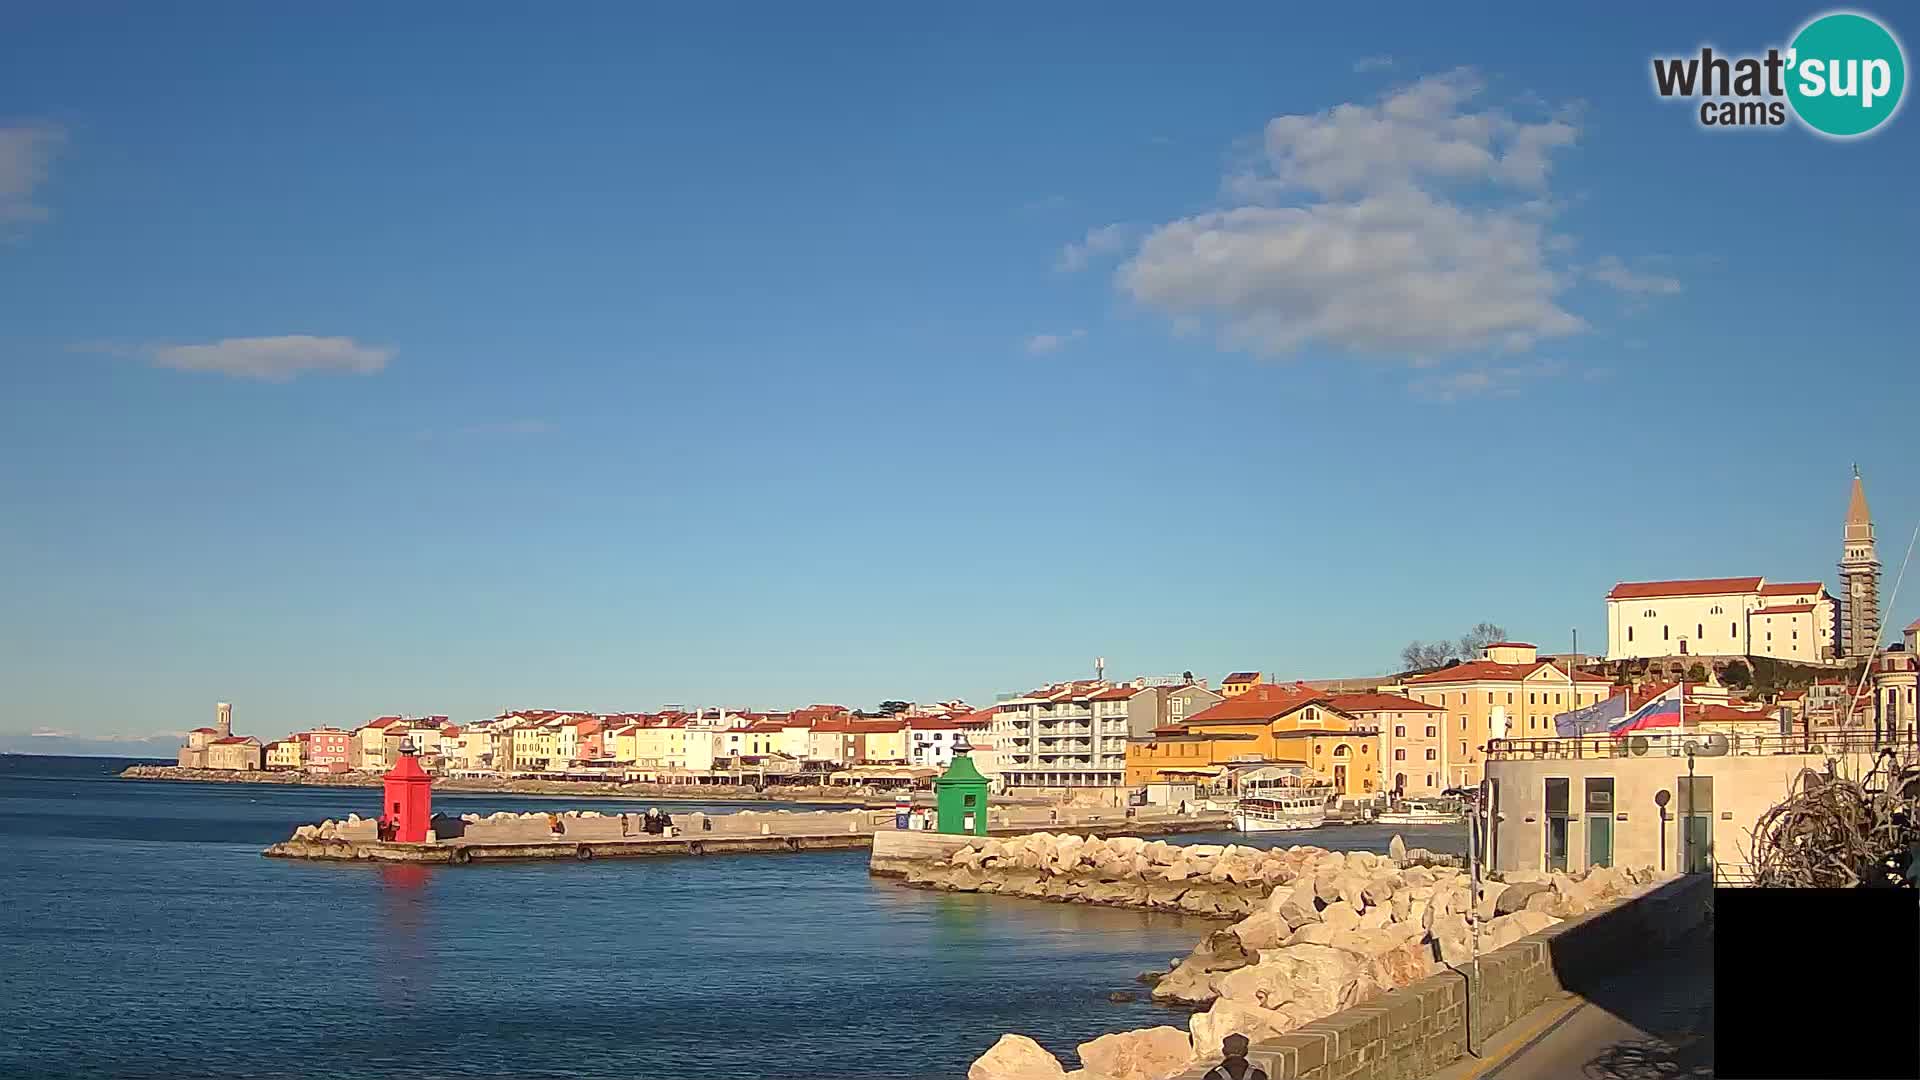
[{"x1": 380, "y1": 740, "x2": 433, "y2": 843}]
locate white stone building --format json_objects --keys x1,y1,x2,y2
[
  {"x1": 991, "y1": 681, "x2": 1133, "y2": 788},
  {"x1": 1604, "y1": 577, "x2": 1836, "y2": 662}
]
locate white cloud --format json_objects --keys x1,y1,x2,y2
[
  {"x1": 1119, "y1": 69, "x2": 1607, "y2": 359},
  {"x1": 135, "y1": 335, "x2": 393, "y2": 380},
  {"x1": 1354, "y1": 55, "x2": 1396, "y2": 73},
  {"x1": 1409, "y1": 358, "x2": 1568, "y2": 402},
  {"x1": 0, "y1": 123, "x2": 66, "y2": 230},
  {"x1": 1587, "y1": 255, "x2": 1681, "y2": 295},
  {"x1": 1024, "y1": 329, "x2": 1086, "y2": 355},
  {"x1": 1056, "y1": 223, "x2": 1134, "y2": 272}
]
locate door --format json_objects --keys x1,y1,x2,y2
[
  {"x1": 1585, "y1": 778, "x2": 1614, "y2": 869},
  {"x1": 1587, "y1": 816, "x2": 1613, "y2": 869},
  {"x1": 1333, "y1": 764, "x2": 1348, "y2": 792},
  {"x1": 1679, "y1": 775, "x2": 1714, "y2": 874},
  {"x1": 1544, "y1": 777, "x2": 1570, "y2": 873}
]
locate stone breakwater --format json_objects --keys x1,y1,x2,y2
[
  {"x1": 887, "y1": 831, "x2": 1460, "y2": 919},
  {"x1": 954, "y1": 833, "x2": 1659, "y2": 1080}
]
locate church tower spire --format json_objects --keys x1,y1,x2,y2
[{"x1": 1839, "y1": 467, "x2": 1880, "y2": 657}]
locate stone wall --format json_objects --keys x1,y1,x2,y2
[
  {"x1": 1169, "y1": 871, "x2": 1711, "y2": 1080},
  {"x1": 964, "y1": 837, "x2": 1667, "y2": 1080}
]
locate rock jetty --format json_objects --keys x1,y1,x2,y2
[
  {"x1": 962, "y1": 833, "x2": 1657, "y2": 1080},
  {"x1": 893, "y1": 831, "x2": 1462, "y2": 918}
]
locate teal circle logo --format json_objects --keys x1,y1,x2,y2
[{"x1": 1786, "y1": 12, "x2": 1906, "y2": 137}]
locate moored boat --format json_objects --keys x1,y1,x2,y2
[
  {"x1": 1232, "y1": 784, "x2": 1334, "y2": 832},
  {"x1": 1375, "y1": 796, "x2": 1465, "y2": 826}
]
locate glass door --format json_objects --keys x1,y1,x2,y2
[
  {"x1": 1545, "y1": 777, "x2": 1570, "y2": 873},
  {"x1": 1585, "y1": 778, "x2": 1614, "y2": 869}
]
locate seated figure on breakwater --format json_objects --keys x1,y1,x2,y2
[{"x1": 1201, "y1": 1034, "x2": 1267, "y2": 1080}]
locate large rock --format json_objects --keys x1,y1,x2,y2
[
  {"x1": 1270, "y1": 879, "x2": 1320, "y2": 925},
  {"x1": 1362, "y1": 873, "x2": 1400, "y2": 907},
  {"x1": 1344, "y1": 849, "x2": 1378, "y2": 873},
  {"x1": 1430, "y1": 913, "x2": 1472, "y2": 967},
  {"x1": 1281, "y1": 922, "x2": 1340, "y2": 948},
  {"x1": 970, "y1": 1034, "x2": 1067, "y2": 1080},
  {"x1": 1145, "y1": 885, "x2": 1188, "y2": 910},
  {"x1": 1355, "y1": 905, "x2": 1391, "y2": 931},
  {"x1": 1313, "y1": 871, "x2": 1343, "y2": 905},
  {"x1": 1494, "y1": 881, "x2": 1549, "y2": 915},
  {"x1": 1335, "y1": 873, "x2": 1368, "y2": 909},
  {"x1": 1076, "y1": 1026, "x2": 1192, "y2": 1080},
  {"x1": 1150, "y1": 963, "x2": 1220, "y2": 1006},
  {"x1": 1318, "y1": 899, "x2": 1361, "y2": 933},
  {"x1": 1231, "y1": 910, "x2": 1291, "y2": 952},
  {"x1": 1190, "y1": 998, "x2": 1291, "y2": 1055},
  {"x1": 1388, "y1": 834, "x2": 1407, "y2": 864},
  {"x1": 1475, "y1": 881, "x2": 1509, "y2": 921}
]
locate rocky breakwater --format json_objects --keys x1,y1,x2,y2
[
  {"x1": 894, "y1": 832, "x2": 1463, "y2": 919},
  {"x1": 966, "y1": 840, "x2": 1659, "y2": 1080}
]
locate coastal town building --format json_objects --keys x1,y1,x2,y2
[
  {"x1": 1484, "y1": 725, "x2": 1879, "y2": 880},
  {"x1": 1383, "y1": 642, "x2": 1614, "y2": 788},
  {"x1": 1603, "y1": 578, "x2": 1837, "y2": 662},
  {"x1": 1122, "y1": 683, "x2": 1381, "y2": 798},
  {"x1": 1124, "y1": 680, "x2": 1225, "y2": 739},
  {"x1": 176, "y1": 702, "x2": 239, "y2": 768},
  {"x1": 992, "y1": 681, "x2": 1134, "y2": 788},
  {"x1": 1220, "y1": 672, "x2": 1264, "y2": 697},
  {"x1": 205, "y1": 734, "x2": 263, "y2": 771},
  {"x1": 1839, "y1": 469, "x2": 1881, "y2": 659},
  {"x1": 265, "y1": 738, "x2": 304, "y2": 770},
  {"x1": 1869, "y1": 622, "x2": 1919, "y2": 744},
  {"x1": 1323, "y1": 692, "x2": 1447, "y2": 797},
  {"x1": 298, "y1": 728, "x2": 352, "y2": 772}
]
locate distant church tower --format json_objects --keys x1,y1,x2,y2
[
  {"x1": 1839, "y1": 467, "x2": 1881, "y2": 658},
  {"x1": 215, "y1": 701, "x2": 233, "y2": 739}
]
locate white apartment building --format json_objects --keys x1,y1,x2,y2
[
  {"x1": 991, "y1": 681, "x2": 1132, "y2": 788},
  {"x1": 1605, "y1": 577, "x2": 1837, "y2": 662}
]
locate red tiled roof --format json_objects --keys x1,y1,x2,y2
[
  {"x1": 1090, "y1": 685, "x2": 1141, "y2": 701},
  {"x1": 955, "y1": 707, "x2": 996, "y2": 727},
  {"x1": 1753, "y1": 604, "x2": 1816, "y2": 615},
  {"x1": 1484, "y1": 642, "x2": 1535, "y2": 649},
  {"x1": 211, "y1": 736, "x2": 256, "y2": 746},
  {"x1": 1223, "y1": 672, "x2": 1262, "y2": 683},
  {"x1": 1759, "y1": 582, "x2": 1823, "y2": 596},
  {"x1": 1405, "y1": 661, "x2": 1611, "y2": 686},
  {"x1": 845, "y1": 719, "x2": 906, "y2": 734},
  {"x1": 1183, "y1": 684, "x2": 1328, "y2": 724},
  {"x1": 189, "y1": 727, "x2": 218, "y2": 734},
  {"x1": 906, "y1": 715, "x2": 965, "y2": 730},
  {"x1": 1908, "y1": 617, "x2": 1920, "y2": 633},
  {"x1": 1325, "y1": 692, "x2": 1443, "y2": 714},
  {"x1": 1607, "y1": 577, "x2": 1763, "y2": 600},
  {"x1": 745, "y1": 721, "x2": 787, "y2": 733},
  {"x1": 1693, "y1": 704, "x2": 1776, "y2": 723},
  {"x1": 441, "y1": 726, "x2": 461, "y2": 738}
]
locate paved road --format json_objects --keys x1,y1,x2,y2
[{"x1": 1431, "y1": 930, "x2": 1715, "y2": 1080}]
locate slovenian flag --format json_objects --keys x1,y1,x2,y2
[
  {"x1": 1554, "y1": 693, "x2": 1628, "y2": 737},
  {"x1": 1610, "y1": 683, "x2": 1683, "y2": 736}
]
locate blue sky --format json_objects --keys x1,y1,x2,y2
[{"x1": 4, "y1": 3, "x2": 1916, "y2": 751}]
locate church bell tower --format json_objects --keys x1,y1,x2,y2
[{"x1": 1839, "y1": 466, "x2": 1880, "y2": 658}]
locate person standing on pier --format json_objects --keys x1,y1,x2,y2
[{"x1": 1202, "y1": 1034, "x2": 1268, "y2": 1080}]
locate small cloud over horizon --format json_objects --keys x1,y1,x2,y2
[
  {"x1": 1024, "y1": 329, "x2": 1087, "y2": 355},
  {"x1": 76, "y1": 335, "x2": 394, "y2": 381}
]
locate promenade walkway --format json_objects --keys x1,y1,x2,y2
[{"x1": 1432, "y1": 927, "x2": 1714, "y2": 1080}]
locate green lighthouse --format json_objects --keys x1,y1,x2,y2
[{"x1": 933, "y1": 737, "x2": 990, "y2": 836}]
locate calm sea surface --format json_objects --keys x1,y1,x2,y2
[{"x1": 0, "y1": 755, "x2": 1463, "y2": 1080}]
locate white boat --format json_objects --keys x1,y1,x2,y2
[
  {"x1": 1375, "y1": 797, "x2": 1465, "y2": 826},
  {"x1": 1233, "y1": 787, "x2": 1333, "y2": 832}
]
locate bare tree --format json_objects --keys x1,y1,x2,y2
[
  {"x1": 1399, "y1": 640, "x2": 1457, "y2": 672},
  {"x1": 1457, "y1": 621, "x2": 1508, "y2": 660}
]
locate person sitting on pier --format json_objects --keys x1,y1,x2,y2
[
  {"x1": 1202, "y1": 1034, "x2": 1267, "y2": 1080},
  {"x1": 643, "y1": 808, "x2": 665, "y2": 835}
]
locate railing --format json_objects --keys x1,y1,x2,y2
[{"x1": 1486, "y1": 729, "x2": 1890, "y2": 761}]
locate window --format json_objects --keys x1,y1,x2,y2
[
  {"x1": 1731, "y1": 622, "x2": 1738, "y2": 637},
  {"x1": 1487, "y1": 692, "x2": 1494, "y2": 704},
  {"x1": 1529, "y1": 692, "x2": 1536, "y2": 705},
  {"x1": 1425, "y1": 725, "x2": 1437, "y2": 738},
  {"x1": 1426, "y1": 773, "x2": 1436, "y2": 787},
  {"x1": 1627, "y1": 627, "x2": 1633, "y2": 642},
  {"x1": 1394, "y1": 724, "x2": 1406, "y2": 737},
  {"x1": 1460, "y1": 716, "x2": 1468, "y2": 730},
  {"x1": 1459, "y1": 740, "x2": 1469, "y2": 755},
  {"x1": 1507, "y1": 692, "x2": 1514, "y2": 704},
  {"x1": 1458, "y1": 693, "x2": 1467, "y2": 705},
  {"x1": 1697, "y1": 623, "x2": 1704, "y2": 639},
  {"x1": 1710, "y1": 605, "x2": 1723, "y2": 615},
  {"x1": 1663, "y1": 625, "x2": 1670, "y2": 640},
  {"x1": 1394, "y1": 749, "x2": 1407, "y2": 760},
  {"x1": 1333, "y1": 744, "x2": 1349, "y2": 757},
  {"x1": 1425, "y1": 749, "x2": 1437, "y2": 760}
]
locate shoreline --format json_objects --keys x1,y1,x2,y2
[{"x1": 117, "y1": 765, "x2": 869, "y2": 806}]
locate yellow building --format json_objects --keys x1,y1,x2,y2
[
  {"x1": 1123, "y1": 684, "x2": 1381, "y2": 797},
  {"x1": 1383, "y1": 642, "x2": 1616, "y2": 788},
  {"x1": 265, "y1": 739, "x2": 305, "y2": 771},
  {"x1": 1220, "y1": 672, "x2": 1265, "y2": 698}
]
